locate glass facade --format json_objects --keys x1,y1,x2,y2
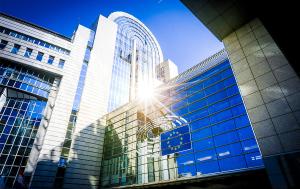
[
  {"x1": 0, "y1": 62, "x2": 55, "y2": 99},
  {"x1": 36, "y1": 52, "x2": 44, "y2": 62},
  {"x1": 0, "y1": 26, "x2": 70, "y2": 55},
  {"x1": 24, "y1": 48, "x2": 33, "y2": 58},
  {"x1": 107, "y1": 14, "x2": 163, "y2": 112},
  {"x1": 10, "y1": 44, "x2": 20, "y2": 54},
  {"x1": 0, "y1": 39, "x2": 8, "y2": 50},
  {"x1": 100, "y1": 60, "x2": 264, "y2": 187},
  {"x1": 0, "y1": 61, "x2": 55, "y2": 188},
  {"x1": 0, "y1": 88, "x2": 47, "y2": 188}
]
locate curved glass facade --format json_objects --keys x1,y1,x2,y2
[
  {"x1": 107, "y1": 13, "x2": 163, "y2": 112},
  {"x1": 100, "y1": 60, "x2": 264, "y2": 187}
]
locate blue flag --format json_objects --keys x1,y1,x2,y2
[{"x1": 160, "y1": 125, "x2": 191, "y2": 156}]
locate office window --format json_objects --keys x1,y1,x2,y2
[
  {"x1": 36, "y1": 52, "x2": 44, "y2": 61},
  {"x1": 11, "y1": 44, "x2": 20, "y2": 54},
  {"x1": 24, "y1": 48, "x2": 33, "y2": 58},
  {"x1": 196, "y1": 160, "x2": 220, "y2": 174},
  {"x1": 47, "y1": 55, "x2": 55, "y2": 64},
  {"x1": 0, "y1": 39, "x2": 8, "y2": 49},
  {"x1": 58, "y1": 59, "x2": 65, "y2": 68},
  {"x1": 219, "y1": 155, "x2": 247, "y2": 171}
]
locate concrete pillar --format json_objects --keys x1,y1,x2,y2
[{"x1": 223, "y1": 18, "x2": 300, "y2": 189}]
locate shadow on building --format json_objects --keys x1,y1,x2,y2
[{"x1": 25, "y1": 119, "x2": 104, "y2": 189}]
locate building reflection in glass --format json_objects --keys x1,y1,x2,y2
[{"x1": 100, "y1": 59, "x2": 264, "y2": 187}]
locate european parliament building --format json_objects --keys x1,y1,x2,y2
[{"x1": 0, "y1": 5, "x2": 299, "y2": 189}]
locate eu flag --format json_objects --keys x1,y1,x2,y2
[{"x1": 160, "y1": 126, "x2": 191, "y2": 156}]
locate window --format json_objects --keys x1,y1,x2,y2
[
  {"x1": 36, "y1": 52, "x2": 44, "y2": 61},
  {"x1": 0, "y1": 39, "x2": 8, "y2": 50},
  {"x1": 219, "y1": 155, "x2": 247, "y2": 171},
  {"x1": 58, "y1": 59, "x2": 65, "y2": 68},
  {"x1": 11, "y1": 44, "x2": 20, "y2": 54},
  {"x1": 196, "y1": 160, "x2": 220, "y2": 174},
  {"x1": 47, "y1": 55, "x2": 55, "y2": 64},
  {"x1": 24, "y1": 48, "x2": 33, "y2": 58}
]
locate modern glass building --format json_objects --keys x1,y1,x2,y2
[
  {"x1": 181, "y1": 1, "x2": 300, "y2": 188},
  {"x1": 2, "y1": 4, "x2": 297, "y2": 188},
  {"x1": 100, "y1": 50, "x2": 265, "y2": 187},
  {"x1": 107, "y1": 12, "x2": 164, "y2": 112},
  {"x1": 0, "y1": 11, "x2": 176, "y2": 189},
  {"x1": 0, "y1": 62, "x2": 53, "y2": 187}
]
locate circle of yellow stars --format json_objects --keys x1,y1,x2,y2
[{"x1": 167, "y1": 131, "x2": 184, "y2": 151}]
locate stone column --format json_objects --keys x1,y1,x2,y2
[{"x1": 223, "y1": 18, "x2": 300, "y2": 189}]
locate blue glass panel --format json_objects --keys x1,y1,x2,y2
[
  {"x1": 188, "y1": 108, "x2": 208, "y2": 121},
  {"x1": 238, "y1": 126, "x2": 255, "y2": 140},
  {"x1": 223, "y1": 77, "x2": 235, "y2": 86},
  {"x1": 178, "y1": 149, "x2": 193, "y2": 156},
  {"x1": 206, "y1": 90, "x2": 227, "y2": 105},
  {"x1": 241, "y1": 139, "x2": 259, "y2": 153},
  {"x1": 231, "y1": 105, "x2": 246, "y2": 116},
  {"x1": 216, "y1": 142, "x2": 243, "y2": 159},
  {"x1": 212, "y1": 119, "x2": 235, "y2": 135},
  {"x1": 210, "y1": 109, "x2": 232, "y2": 124},
  {"x1": 226, "y1": 85, "x2": 239, "y2": 96},
  {"x1": 188, "y1": 74, "x2": 203, "y2": 83},
  {"x1": 219, "y1": 155, "x2": 247, "y2": 171},
  {"x1": 14, "y1": 81, "x2": 21, "y2": 88},
  {"x1": 193, "y1": 138, "x2": 214, "y2": 152},
  {"x1": 191, "y1": 127, "x2": 212, "y2": 140},
  {"x1": 189, "y1": 99, "x2": 206, "y2": 112},
  {"x1": 244, "y1": 152, "x2": 264, "y2": 167},
  {"x1": 190, "y1": 117, "x2": 210, "y2": 131},
  {"x1": 177, "y1": 153, "x2": 195, "y2": 167},
  {"x1": 174, "y1": 106, "x2": 189, "y2": 116},
  {"x1": 178, "y1": 164, "x2": 196, "y2": 177},
  {"x1": 195, "y1": 149, "x2": 217, "y2": 163},
  {"x1": 209, "y1": 100, "x2": 230, "y2": 114},
  {"x1": 196, "y1": 160, "x2": 220, "y2": 174},
  {"x1": 208, "y1": 74, "x2": 223, "y2": 85},
  {"x1": 173, "y1": 91, "x2": 187, "y2": 101},
  {"x1": 187, "y1": 91, "x2": 205, "y2": 104},
  {"x1": 188, "y1": 83, "x2": 203, "y2": 95},
  {"x1": 172, "y1": 99, "x2": 188, "y2": 111},
  {"x1": 205, "y1": 82, "x2": 224, "y2": 96},
  {"x1": 234, "y1": 115, "x2": 250, "y2": 128},
  {"x1": 229, "y1": 95, "x2": 243, "y2": 106},
  {"x1": 214, "y1": 131, "x2": 239, "y2": 147},
  {"x1": 221, "y1": 68, "x2": 233, "y2": 78}
]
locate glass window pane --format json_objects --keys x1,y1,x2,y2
[
  {"x1": 237, "y1": 126, "x2": 255, "y2": 140},
  {"x1": 241, "y1": 139, "x2": 259, "y2": 153},
  {"x1": 216, "y1": 142, "x2": 243, "y2": 159},
  {"x1": 196, "y1": 160, "x2": 220, "y2": 175},
  {"x1": 219, "y1": 155, "x2": 247, "y2": 171},
  {"x1": 234, "y1": 115, "x2": 250, "y2": 128},
  {"x1": 193, "y1": 138, "x2": 214, "y2": 152},
  {"x1": 244, "y1": 152, "x2": 264, "y2": 167},
  {"x1": 191, "y1": 127, "x2": 212, "y2": 140},
  {"x1": 190, "y1": 117, "x2": 210, "y2": 131},
  {"x1": 214, "y1": 131, "x2": 239, "y2": 147},
  {"x1": 212, "y1": 119, "x2": 235, "y2": 135},
  {"x1": 11, "y1": 44, "x2": 20, "y2": 54},
  {"x1": 195, "y1": 149, "x2": 217, "y2": 163}
]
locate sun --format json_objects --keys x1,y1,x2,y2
[{"x1": 137, "y1": 82, "x2": 155, "y2": 102}]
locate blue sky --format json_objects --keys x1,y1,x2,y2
[{"x1": 0, "y1": 0, "x2": 224, "y2": 73}]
